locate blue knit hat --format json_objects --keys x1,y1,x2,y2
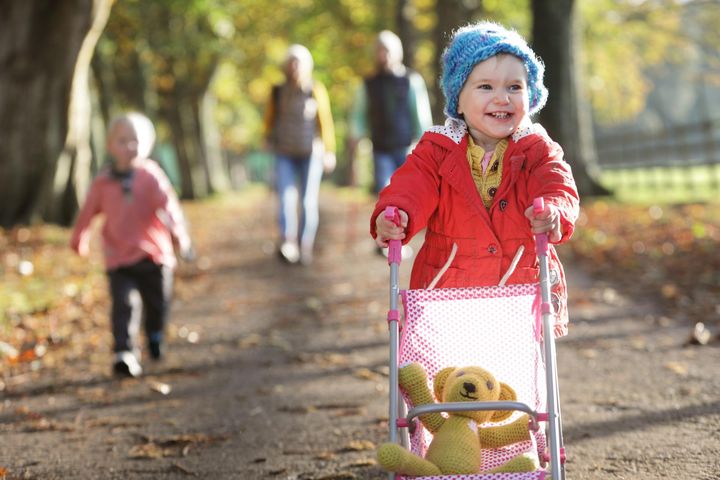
[{"x1": 441, "y1": 21, "x2": 548, "y2": 119}]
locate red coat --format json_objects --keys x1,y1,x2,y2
[{"x1": 370, "y1": 118, "x2": 580, "y2": 336}]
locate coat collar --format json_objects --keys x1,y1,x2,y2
[
  {"x1": 425, "y1": 117, "x2": 541, "y2": 222},
  {"x1": 427, "y1": 116, "x2": 542, "y2": 146}
]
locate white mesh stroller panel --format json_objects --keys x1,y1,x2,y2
[{"x1": 398, "y1": 284, "x2": 547, "y2": 478}]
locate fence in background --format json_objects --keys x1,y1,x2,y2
[{"x1": 596, "y1": 118, "x2": 720, "y2": 193}]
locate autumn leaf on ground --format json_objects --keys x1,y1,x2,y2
[
  {"x1": 277, "y1": 404, "x2": 316, "y2": 414},
  {"x1": 566, "y1": 201, "x2": 720, "y2": 327},
  {"x1": 353, "y1": 368, "x2": 382, "y2": 381},
  {"x1": 129, "y1": 433, "x2": 227, "y2": 459},
  {"x1": 147, "y1": 380, "x2": 172, "y2": 395},
  {"x1": 150, "y1": 433, "x2": 228, "y2": 446},
  {"x1": 332, "y1": 407, "x2": 366, "y2": 417},
  {"x1": 314, "y1": 451, "x2": 336, "y2": 460},
  {"x1": 0, "y1": 341, "x2": 18, "y2": 361},
  {"x1": 314, "y1": 471, "x2": 358, "y2": 480},
  {"x1": 664, "y1": 361, "x2": 689, "y2": 375},
  {"x1": 15, "y1": 405, "x2": 44, "y2": 420},
  {"x1": 345, "y1": 458, "x2": 376, "y2": 468},
  {"x1": 129, "y1": 442, "x2": 171, "y2": 459},
  {"x1": 337, "y1": 440, "x2": 375, "y2": 452},
  {"x1": 23, "y1": 418, "x2": 75, "y2": 433},
  {"x1": 685, "y1": 322, "x2": 712, "y2": 346},
  {"x1": 295, "y1": 352, "x2": 351, "y2": 367}
]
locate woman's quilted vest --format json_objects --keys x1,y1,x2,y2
[{"x1": 271, "y1": 83, "x2": 318, "y2": 157}]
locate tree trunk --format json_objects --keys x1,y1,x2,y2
[
  {"x1": 199, "y1": 88, "x2": 230, "y2": 195},
  {"x1": 396, "y1": 0, "x2": 416, "y2": 70},
  {"x1": 0, "y1": 0, "x2": 111, "y2": 227},
  {"x1": 43, "y1": 0, "x2": 113, "y2": 225},
  {"x1": 191, "y1": 97, "x2": 213, "y2": 196},
  {"x1": 432, "y1": 0, "x2": 484, "y2": 123},
  {"x1": 190, "y1": 57, "x2": 227, "y2": 197},
  {"x1": 161, "y1": 94, "x2": 198, "y2": 200},
  {"x1": 531, "y1": 0, "x2": 610, "y2": 197}
]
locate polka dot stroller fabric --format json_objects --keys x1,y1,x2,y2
[{"x1": 397, "y1": 284, "x2": 548, "y2": 480}]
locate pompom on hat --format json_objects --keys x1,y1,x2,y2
[{"x1": 441, "y1": 21, "x2": 548, "y2": 119}]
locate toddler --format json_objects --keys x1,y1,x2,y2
[
  {"x1": 70, "y1": 112, "x2": 192, "y2": 377},
  {"x1": 372, "y1": 22, "x2": 580, "y2": 335}
]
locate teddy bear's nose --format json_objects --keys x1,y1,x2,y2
[{"x1": 463, "y1": 382, "x2": 476, "y2": 393}]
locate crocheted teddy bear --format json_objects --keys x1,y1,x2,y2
[{"x1": 377, "y1": 362, "x2": 538, "y2": 476}]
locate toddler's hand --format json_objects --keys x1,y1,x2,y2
[
  {"x1": 176, "y1": 234, "x2": 196, "y2": 262},
  {"x1": 71, "y1": 239, "x2": 89, "y2": 257},
  {"x1": 524, "y1": 202, "x2": 562, "y2": 243},
  {"x1": 375, "y1": 209, "x2": 408, "y2": 247},
  {"x1": 180, "y1": 243, "x2": 196, "y2": 262}
]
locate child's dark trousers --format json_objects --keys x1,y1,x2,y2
[{"x1": 107, "y1": 257, "x2": 173, "y2": 354}]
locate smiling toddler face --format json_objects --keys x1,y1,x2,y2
[{"x1": 457, "y1": 54, "x2": 530, "y2": 151}]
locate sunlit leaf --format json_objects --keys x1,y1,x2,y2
[
  {"x1": 147, "y1": 381, "x2": 172, "y2": 395},
  {"x1": 664, "y1": 361, "x2": 688, "y2": 376}
]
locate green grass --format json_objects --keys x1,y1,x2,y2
[
  {"x1": 0, "y1": 224, "x2": 105, "y2": 335},
  {"x1": 0, "y1": 278, "x2": 57, "y2": 322}
]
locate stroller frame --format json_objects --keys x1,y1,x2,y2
[{"x1": 383, "y1": 199, "x2": 566, "y2": 480}]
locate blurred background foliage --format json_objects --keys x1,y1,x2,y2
[
  {"x1": 92, "y1": 0, "x2": 718, "y2": 188},
  {"x1": 1, "y1": 0, "x2": 719, "y2": 227}
]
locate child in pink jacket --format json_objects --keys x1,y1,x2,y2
[
  {"x1": 70, "y1": 112, "x2": 192, "y2": 377},
  {"x1": 371, "y1": 22, "x2": 580, "y2": 336}
]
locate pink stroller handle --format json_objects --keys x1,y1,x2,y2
[
  {"x1": 384, "y1": 206, "x2": 402, "y2": 265},
  {"x1": 532, "y1": 197, "x2": 544, "y2": 214},
  {"x1": 384, "y1": 205, "x2": 407, "y2": 457},
  {"x1": 533, "y1": 196, "x2": 565, "y2": 477},
  {"x1": 533, "y1": 197, "x2": 549, "y2": 255}
]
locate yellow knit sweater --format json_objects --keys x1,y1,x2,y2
[{"x1": 466, "y1": 137, "x2": 507, "y2": 209}]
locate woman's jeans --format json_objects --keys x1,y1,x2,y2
[
  {"x1": 275, "y1": 150, "x2": 323, "y2": 248},
  {"x1": 373, "y1": 146, "x2": 409, "y2": 193},
  {"x1": 107, "y1": 258, "x2": 173, "y2": 354}
]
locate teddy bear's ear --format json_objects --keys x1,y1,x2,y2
[
  {"x1": 489, "y1": 382, "x2": 518, "y2": 422},
  {"x1": 433, "y1": 367, "x2": 455, "y2": 400}
]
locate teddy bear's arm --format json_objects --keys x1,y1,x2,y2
[
  {"x1": 398, "y1": 363, "x2": 445, "y2": 433},
  {"x1": 478, "y1": 413, "x2": 531, "y2": 449}
]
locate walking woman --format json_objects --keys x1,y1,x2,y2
[{"x1": 263, "y1": 44, "x2": 336, "y2": 265}]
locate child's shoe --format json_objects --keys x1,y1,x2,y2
[
  {"x1": 148, "y1": 331, "x2": 164, "y2": 361},
  {"x1": 113, "y1": 351, "x2": 142, "y2": 378}
]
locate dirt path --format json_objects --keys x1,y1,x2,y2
[{"x1": 2, "y1": 188, "x2": 719, "y2": 479}]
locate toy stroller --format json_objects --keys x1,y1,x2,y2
[{"x1": 381, "y1": 199, "x2": 566, "y2": 480}]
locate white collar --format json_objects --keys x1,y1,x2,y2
[{"x1": 429, "y1": 116, "x2": 539, "y2": 146}]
